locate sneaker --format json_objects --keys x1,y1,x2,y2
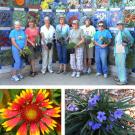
[
  {"x1": 87, "y1": 68, "x2": 92, "y2": 74},
  {"x1": 41, "y1": 70, "x2": 46, "y2": 75},
  {"x1": 116, "y1": 81, "x2": 128, "y2": 85},
  {"x1": 71, "y1": 72, "x2": 76, "y2": 77},
  {"x1": 57, "y1": 70, "x2": 63, "y2": 74},
  {"x1": 17, "y1": 74, "x2": 24, "y2": 79},
  {"x1": 48, "y1": 69, "x2": 54, "y2": 73},
  {"x1": 104, "y1": 74, "x2": 108, "y2": 78},
  {"x1": 76, "y1": 72, "x2": 80, "y2": 78},
  {"x1": 11, "y1": 75, "x2": 20, "y2": 82},
  {"x1": 96, "y1": 73, "x2": 102, "y2": 77},
  {"x1": 114, "y1": 76, "x2": 120, "y2": 82}
]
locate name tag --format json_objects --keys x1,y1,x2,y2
[{"x1": 116, "y1": 44, "x2": 125, "y2": 53}]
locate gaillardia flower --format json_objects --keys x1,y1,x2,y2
[{"x1": 0, "y1": 89, "x2": 61, "y2": 135}]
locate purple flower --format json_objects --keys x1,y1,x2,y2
[
  {"x1": 114, "y1": 109, "x2": 124, "y2": 119},
  {"x1": 106, "y1": 124, "x2": 113, "y2": 132},
  {"x1": 88, "y1": 121, "x2": 101, "y2": 131},
  {"x1": 88, "y1": 95, "x2": 100, "y2": 107},
  {"x1": 92, "y1": 123, "x2": 102, "y2": 130},
  {"x1": 93, "y1": 95, "x2": 100, "y2": 101},
  {"x1": 97, "y1": 111, "x2": 107, "y2": 122},
  {"x1": 67, "y1": 104, "x2": 79, "y2": 112}
]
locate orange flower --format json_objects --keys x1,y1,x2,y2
[{"x1": 0, "y1": 89, "x2": 61, "y2": 135}]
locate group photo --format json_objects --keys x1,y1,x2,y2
[{"x1": 0, "y1": 0, "x2": 135, "y2": 85}]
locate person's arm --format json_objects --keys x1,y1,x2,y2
[
  {"x1": 76, "y1": 30, "x2": 85, "y2": 48},
  {"x1": 11, "y1": 38, "x2": 22, "y2": 51}
]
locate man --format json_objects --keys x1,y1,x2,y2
[{"x1": 40, "y1": 16, "x2": 56, "y2": 74}]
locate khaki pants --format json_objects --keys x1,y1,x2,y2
[{"x1": 41, "y1": 47, "x2": 53, "y2": 73}]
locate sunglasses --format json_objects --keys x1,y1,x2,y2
[{"x1": 98, "y1": 25, "x2": 104, "y2": 27}]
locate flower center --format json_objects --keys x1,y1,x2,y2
[
  {"x1": 25, "y1": 109, "x2": 37, "y2": 121},
  {"x1": 21, "y1": 104, "x2": 42, "y2": 122}
]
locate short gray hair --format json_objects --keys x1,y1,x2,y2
[
  {"x1": 44, "y1": 16, "x2": 50, "y2": 21},
  {"x1": 14, "y1": 21, "x2": 21, "y2": 26}
]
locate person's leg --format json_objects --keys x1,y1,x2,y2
[
  {"x1": 11, "y1": 48, "x2": 21, "y2": 81},
  {"x1": 76, "y1": 47, "x2": 84, "y2": 77},
  {"x1": 83, "y1": 46, "x2": 87, "y2": 73},
  {"x1": 70, "y1": 52, "x2": 76, "y2": 77},
  {"x1": 56, "y1": 43, "x2": 63, "y2": 72},
  {"x1": 41, "y1": 48, "x2": 48, "y2": 74},
  {"x1": 115, "y1": 54, "x2": 120, "y2": 81},
  {"x1": 48, "y1": 47, "x2": 53, "y2": 73},
  {"x1": 100, "y1": 48, "x2": 108, "y2": 76},
  {"x1": 95, "y1": 48, "x2": 102, "y2": 75},
  {"x1": 62, "y1": 45, "x2": 67, "y2": 72},
  {"x1": 87, "y1": 47, "x2": 93, "y2": 73},
  {"x1": 117, "y1": 53, "x2": 127, "y2": 83}
]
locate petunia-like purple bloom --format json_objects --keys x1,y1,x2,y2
[
  {"x1": 67, "y1": 104, "x2": 79, "y2": 112},
  {"x1": 88, "y1": 121, "x2": 101, "y2": 130},
  {"x1": 97, "y1": 111, "x2": 107, "y2": 122},
  {"x1": 114, "y1": 109, "x2": 124, "y2": 119},
  {"x1": 88, "y1": 95, "x2": 100, "y2": 107},
  {"x1": 106, "y1": 124, "x2": 113, "y2": 132},
  {"x1": 92, "y1": 123, "x2": 102, "y2": 130},
  {"x1": 93, "y1": 95, "x2": 100, "y2": 101}
]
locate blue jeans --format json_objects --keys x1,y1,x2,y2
[
  {"x1": 115, "y1": 53, "x2": 127, "y2": 83},
  {"x1": 95, "y1": 47, "x2": 108, "y2": 74},
  {"x1": 12, "y1": 46, "x2": 23, "y2": 70},
  {"x1": 56, "y1": 43, "x2": 67, "y2": 64}
]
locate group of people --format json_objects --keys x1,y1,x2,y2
[{"x1": 9, "y1": 15, "x2": 134, "y2": 85}]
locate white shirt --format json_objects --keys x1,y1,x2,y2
[
  {"x1": 40, "y1": 25, "x2": 56, "y2": 44},
  {"x1": 80, "y1": 25, "x2": 96, "y2": 40}
]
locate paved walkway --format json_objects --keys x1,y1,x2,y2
[{"x1": 0, "y1": 72, "x2": 134, "y2": 85}]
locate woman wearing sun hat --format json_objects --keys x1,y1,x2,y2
[
  {"x1": 68, "y1": 20, "x2": 85, "y2": 78},
  {"x1": 9, "y1": 21, "x2": 27, "y2": 81},
  {"x1": 114, "y1": 20, "x2": 134, "y2": 85},
  {"x1": 56, "y1": 14, "x2": 70, "y2": 74}
]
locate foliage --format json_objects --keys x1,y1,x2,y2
[
  {"x1": 67, "y1": 42, "x2": 76, "y2": 49},
  {"x1": 20, "y1": 46, "x2": 32, "y2": 57},
  {"x1": 100, "y1": 36, "x2": 110, "y2": 45},
  {"x1": 65, "y1": 89, "x2": 135, "y2": 135}
]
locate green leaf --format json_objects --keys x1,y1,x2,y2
[{"x1": 0, "y1": 90, "x2": 3, "y2": 102}]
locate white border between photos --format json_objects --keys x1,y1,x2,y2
[{"x1": 0, "y1": 85, "x2": 135, "y2": 135}]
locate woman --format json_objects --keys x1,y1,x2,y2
[
  {"x1": 56, "y1": 15, "x2": 70, "y2": 74},
  {"x1": 81, "y1": 18, "x2": 96, "y2": 74},
  {"x1": 40, "y1": 16, "x2": 56, "y2": 75},
  {"x1": 9, "y1": 21, "x2": 26, "y2": 81},
  {"x1": 25, "y1": 19, "x2": 39, "y2": 77},
  {"x1": 114, "y1": 21, "x2": 134, "y2": 85},
  {"x1": 68, "y1": 20, "x2": 85, "y2": 78},
  {"x1": 94, "y1": 21, "x2": 112, "y2": 78}
]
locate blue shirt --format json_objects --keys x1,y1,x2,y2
[
  {"x1": 9, "y1": 29, "x2": 26, "y2": 49},
  {"x1": 56, "y1": 24, "x2": 70, "y2": 38},
  {"x1": 94, "y1": 29, "x2": 112, "y2": 49}
]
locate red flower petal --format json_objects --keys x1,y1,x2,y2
[
  {"x1": 2, "y1": 117, "x2": 21, "y2": 131},
  {"x1": 36, "y1": 90, "x2": 49, "y2": 103},
  {"x1": 16, "y1": 123, "x2": 27, "y2": 135},
  {"x1": 40, "y1": 99, "x2": 53, "y2": 108},
  {"x1": 39, "y1": 121, "x2": 50, "y2": 134},
  {"x1": 43, "y1": 107, "x2": 60, "y2": 117},
  {"x1": 30, "y1": 123, "x2": 40, "y2": 135},
  {"x1": 1, "y1": 109, "x2": 19, "y2": 119},
  {"x1": 41, "y1": 117, "x2": 57, "y2": 130}
]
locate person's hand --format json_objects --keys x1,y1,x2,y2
[
  {"x1": 75, "y1": 44, "x2": 80, "y2": 48},
  {"x1": 101, "y1": 44, "x2": 108, "y2": 48}
]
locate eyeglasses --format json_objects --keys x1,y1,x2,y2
[{"x1": 98, "y1": 25, "x2": 104, "y2": 27}]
